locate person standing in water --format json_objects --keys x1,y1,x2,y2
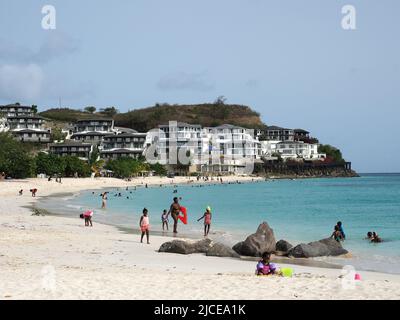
[
  {"x1": 161, "y1": 209, "x2": 169, "y2": 231},
  {"x1": 101, "y1": 192, "x2": 108, "y2": 209},
  {"x1": 140, "y1": 208, "x2": 150, "y2": 244},
  {"x1": 336, "y1": 221, "x2": 346, "y2": 240},
  {"x1": 168, "y1": 197, "x2": 181, "y2": 234},
  {"x1": 197, "y1": 206, "x2": 212, "y2": 237}
]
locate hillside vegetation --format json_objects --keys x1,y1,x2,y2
[
  {"x1": 39, "y1": 108, "x2": 107, "y2": 123},
  {"x1": 114, "y1": 103, "x2": 266, "y2": 132},
  {"x1": 40, "y1": 103, "x2": 267, "y2": 132}
]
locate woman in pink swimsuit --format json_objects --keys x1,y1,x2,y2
[
  {"x1": 197, "y1": 206, "x2": 212, "y2": 237},
  {"x1": 140, "y1": 208, "x2": 150, "y2": 244}
]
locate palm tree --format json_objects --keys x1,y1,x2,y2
[{"x1": 88, "y1": 147, "x2": 104, "y2": 177}]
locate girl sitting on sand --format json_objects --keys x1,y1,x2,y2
[
  {"x1": 256, "y1": 252, "x2": 281, "y2": 276},
  {"x1": 140, "y1": 208, "x2": 150, "y2": 244},
  {"x1": 197, "y1": 206, "x2": 212, "y2": 237}
]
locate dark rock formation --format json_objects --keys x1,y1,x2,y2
[
  {"x1": 275, "y1": 240, "x2": 293, "y2": 253},
  {"x1": 206, "y1": 243, "x2": 240, "y2": 258},
  {"x1": 159, "y1": 239, "x2": 212, "y2": 255},
  {"x1": 288, "y1": 238, "x2": 348, "y2": 258},
  {"x1": 232, "y1": 222, "x2": 276, "y2": 257},
  {"x1": 192, "y1": 238, "x2": 213, "y2": 253}
]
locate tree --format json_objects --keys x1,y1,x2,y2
[
  {"x1": 318, "y1": 144, "x2": 345, "y2": 163},
  {"x1": 150, "y1": 163, "x2": 167, "y2": 176},
  {"x1": 35, "y1": 153, "x2": 65, "y2": 176},
  {"x1": 31, "y1": 105, "x2": 38, "y2": 114},
  {"x1": 0, "y1": 133, "x2": 35, "y2": 178},
  {"x1": 100, "y1": 106, "x2": 118, "y2": 117},
  {"x1": 104, "y1": 157, "x2": 148, "y2": 178},
  {"x1": 63, "y1": 156, "x2": 91, "y2": 177},
  {"x1": 84, "y1": 106, "x2": 96, "y2": 114},
  {"x1": 88, "y1": 146, "x2": 104, "y2": 177},
  {"x1": 50, "y1": 127, "x2": 67, "y2": 142},
  {"x1": 214, "y1": 96, "x2": 227, "y2": 105}
]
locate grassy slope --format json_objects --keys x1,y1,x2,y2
[{"x1": 40, "y1": 104, "x2": 267, "y2": 132}]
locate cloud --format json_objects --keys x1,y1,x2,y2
[
  {"x1": 0, "y1": 32, "x2": 79, "y2": 65},
  {"x1": 157, "y1": 72, "x2": 215, "y2": 92},
  {"x1": 0, "y1": 64, "x2": 44, "y2": 101},
  {"x1": 34, "y1": 32, "x2": 80, "y2": 63},
  {"x1": 0, "y1": 38, "x2": 33, "y2": 64},
  {"x1": 0, "y1": 32, "x2": 82, "y2": 102},
  {"x1": 44, "y1": 76, "x2": 96, "y2": 101}
]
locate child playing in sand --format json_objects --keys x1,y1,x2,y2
[
  {"x1": 80, "y1": 210, "x2": 94, "y2": 227},
  {"x1": 140, "y1": 208, "x2": 150, "y2": 244},
  {"x1": 161, "y1": 209, "x2": 169, "y2": 231},
  {"x1": 256, "y1": 252, "x2": 281, "y2": 276},
  {"x1": 197, "y1": 206, "x2": 212, "y2": 237}
]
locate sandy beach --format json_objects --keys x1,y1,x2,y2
[{"x1": 1, "y1": 177, "x2": 400, "y2": 300}]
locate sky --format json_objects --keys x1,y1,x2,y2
[{"x1": 0, "y1": 0, "x2": 399, "y2": 173}]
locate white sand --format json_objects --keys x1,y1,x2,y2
[{"x1": 1, "y1": 177, "x2": 400, "y2": 300}]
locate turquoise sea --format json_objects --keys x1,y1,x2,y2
[{"x1": 38, "y1": 174, "x2": 400, "y2": 274}]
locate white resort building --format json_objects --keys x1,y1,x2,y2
[
  {"x1": 200, "y1": 124, "x2": 261, "y2": 174},
  {"x1": 71, "y1": 118, "x2": 115, "y2": 145},
  {"x1": 49, "y1": 141, "x2": 93, "y2": 161},
  {"x1": 0, "y1": 104, "x2": 51, "y2": 143},
  {"x1": 146, "y1": 122, "x2": 261, "y2": 174},
  {"x1": 100, "y1": 132, "x2": 147, "y2": 160}
]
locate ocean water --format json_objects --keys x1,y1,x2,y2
[{"x1": 38, "y1": 174, "x2": 400, "y2": 274}]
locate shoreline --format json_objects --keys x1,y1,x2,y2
[
  {"x1": 1, "y1": 177, "x2": 400, "y2": 299},
  {"x1": 33, "y1": 192, "x2": 345, "y2": 271},
  {"x1": 36, "y1": 189, "x2": 400, "y2": 276}
]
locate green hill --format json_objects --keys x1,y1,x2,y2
[
  {"x1": 114, "y1": 103, "x2": 266, "y2": 132},
  {"x1": 39, "y1": 108, "x2": 108, "y2": 123},
  {"x1": 40, "y1": 103, "x2": 267, "y2": 132}
]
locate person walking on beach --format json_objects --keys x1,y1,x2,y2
[
  {"x1": 161, "y1": 209, "x2": 169, "y2": 231},
  {"x1": 168, "y1": 197, "x2": 181, "y2": 234},
  {"x1": 140, "y1": 208, "x2": 150, "y2": 244},
  {"x1": 101, "y1": 192, "x2": 108, "y2": 209},
  {"x1": 197, "y1": 206, "x2": 212, "y2": 237}
]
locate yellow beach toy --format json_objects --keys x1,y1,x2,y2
[{"x1": 280, "y1": 267, "x2": 294, "y2": 277}]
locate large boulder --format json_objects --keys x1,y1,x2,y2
[
  {"x1": 232, "y1": 222, "x2": 276, "y2": 257},
  {"x1": 206, "y1": 243, "x2": 240, "y2": 258},
  {"x1": 192, "y1": 238, "x2": 213, "y2": 253},
  {"x1": 159, "y1": 240, "x2": 194, "y2": 254},
  {"x1": 159, "y1": 239, "x2": 212, "y2": 255},
  {"x1": 288, "y1": 238, "x2": 348, "y2": 258},
  {"x1": 275, "y1": 240, "x2": 293, "y2": 253}
]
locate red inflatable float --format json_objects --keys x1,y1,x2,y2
[{"x1": 178, "y1": 207, "x2": 188, "y2": 224}]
